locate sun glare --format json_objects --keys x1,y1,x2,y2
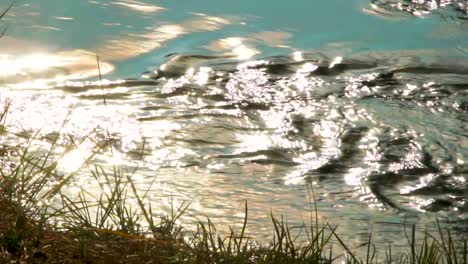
[
  {"x1": 58, "y1": 146, "x2": 91, "y2": 174},
  {"x1": 0, "y1": 50, "x2": 114, "y2": 88}
]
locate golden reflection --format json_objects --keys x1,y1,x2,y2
[
  {"x1": 0, "y1": 36, "x2": 47, "y2": 54},
  {"x1": 184, "y1": 15, "x2": 230, "y2": 32},
  {"x1": 96, "y1": 27, "x2": 172, "y2": 60},
  {"x1": 206, "y1": 37, "x2": 259, "y2": 60},
  {"x1": 0, "y1": 50, "x2": 114, "y2": 88},
  {"x1": 206, "y1": 31, "x2": 293, "y2": 60},
  {"x1": 112, "y1": 0, "x2": 165, "y2": 13},
  {"x1": 251, "y1": 31, "x2": 292, "y2": 49},
  {"x1": 96, "y1": 16, "x2": 231, "y2": 61}
]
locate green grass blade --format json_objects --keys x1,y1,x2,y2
[{"x1": 0, "y1": 1, "x2": 14, "y2": 21}]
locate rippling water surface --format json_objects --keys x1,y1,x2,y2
[{"x1": 0, "y1": 0, "x2": 467, "y2": 251}]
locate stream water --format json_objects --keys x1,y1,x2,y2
[{"x1": 0, "y1": 0, "x2": 467, "y2": 253}]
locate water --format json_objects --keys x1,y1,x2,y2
[{"x1": 0, "y1": 0, "x2": 467, "y2": 252}]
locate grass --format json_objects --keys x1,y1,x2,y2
[{"x1": 0, "y1": 4, "x2": 467, "y2": 263}]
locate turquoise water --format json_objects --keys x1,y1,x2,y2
[
  {"x1": 4, "y1": 0, "x2": 467, "y2": 77},
  {"x1": 1, "y1": 0, "x2": 467, "y2": 254}
]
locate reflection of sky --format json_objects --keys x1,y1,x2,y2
[{"x1": 1, "y1": 0, "x2": 465, "y2": 78}]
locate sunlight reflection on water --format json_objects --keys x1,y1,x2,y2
[{"x1": 0, "y1": 0, "x2": 467, "y2": 256}]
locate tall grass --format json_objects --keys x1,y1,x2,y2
[{"x1": 0, "y1": 1, "x2": 14, "y2": 39}]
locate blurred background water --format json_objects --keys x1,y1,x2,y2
[{"x1": 0, "y1": 0, "x2": 467, "y2": 253}]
